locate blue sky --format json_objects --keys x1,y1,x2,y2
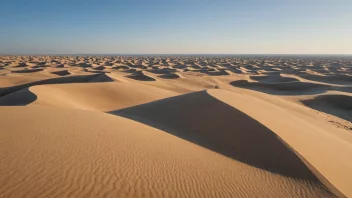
[{"x1": 0, "y1": 0, "x2": 351, "y2": 54}]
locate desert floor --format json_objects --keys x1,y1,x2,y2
[{"x1": 0, "y1": 55, "x2": 351, "y2": 198}]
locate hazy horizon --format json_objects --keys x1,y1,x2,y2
[
  {"x1": 2, "y1": 53, "x2": 352, "y2": 56},
  {"x1": 1, "y1": 0, "x2": 351, "y2": 54}
]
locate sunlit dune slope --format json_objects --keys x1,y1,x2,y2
[{"x1": 0, "y1": 81, "x2": 177, "y2": 111}]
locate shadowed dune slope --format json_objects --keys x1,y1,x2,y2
[
  {"x1": 230, "y1": 80, "x2": 331, "y2": 95},
  {"x1": 51, "y1": 70, "x2": 71, "y2": 76},
  {"x1": 0, "y1": 88, "x2": 37, "y2": 106},
  {"x1": 158, "y1": 73, "x2": 182, "y2": 79},
  {"x1": 0, "y1": 73, "x2": 114, "y2": 97},
  {"x1": 298, "y1": 74, "x2": 352, "y2": 85},
  {"x1": 302, "y1": 94, "x2": 352, "y2": 122},
  {"x1": 0, "y1": 74, "x2": 53, "y2": 87},
  {"x1": 11, "y1": 68, "x2": 44, "y2": 73},
  {"x1": 206, "y1": 89, "x2": 351, "y2": 197},
  {"x1": 337, "y1": 86, "x2": 352, "y2": 93},
  {"x1": 0, "y1": 106, "x2": 335, "y2": 198},
  {"x1": 126, "y1": 72, "x2": 156, "y2": 81},
  {"x1": 249, "y1": 75, "x2": 299, "y2": 83},
  {"x1": 112, "y1": 91, "x2": 333, "y2": 185},
  {"x1": 0, "y1": 82, "x2": 178, "y2": 111}
]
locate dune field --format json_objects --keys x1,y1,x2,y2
[{"x1": 0, "y1": 55, "x2": 351, "y2": 198}]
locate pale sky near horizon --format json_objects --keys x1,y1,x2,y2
[{"x1": 0, "y1": 0, "x2": 351, "y2": 54}]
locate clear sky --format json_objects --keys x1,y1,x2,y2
[{"x1": 1, "y1": 0, "x2": 351, "y2": 54}]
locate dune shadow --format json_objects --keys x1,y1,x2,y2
[
  {"x1": 158, "y1": 73, "x2": 182, "y2": 79},
  {"x1": 336, "y1": 86, "x2": 352, "y2": 94},
  {"x1": 230, "y1": 80, "x2": 331, "y2": 95},
  {"x1": 126, "y1": 72, "x2": 156, "y2": 81},
  {"x1": 55, "y1": 64, "x2": 65, "y2": 68},
  {"x1": 109, "y1": 91, "x2": 322, "y2": 181},
  {"x1": 119, "y1": 69, "x2": 137, "y2": 73},
  {"x1": 0, "y1": 73, "x2": 114, "y2": 98},
  {"x1": 0, "y1": 88, "x2": 37, "y2": 106},
  {"x1": 129, "y1": 65, "x2": 148, "y2": 69},
  {"x1": 51, "y1": 70, "x2": 71, "y2": 76},
  {"x1": 12, "y1": 63, "x2": 28, "y2": 68},
  {"x1": 11, "y1": 68, "x2": 44, "y2": 73},
  {"x1": 227, "y1": 68, "x2": 244, "y2": 74},
  {"x1": 76, "y1": 62, "x2": 91, "y2": 68},
  {"x1": 147, "y1": 68, "x2": 177, "y2": 74},
  {"x1": 202, "y1": 70, "x2": 230, "y2": 76},
  {"x1": 93, "y1": 66, "x2": 105, "y2": 70},
  {"x1": 112, "y1": 66, "x2": 130, "y2": 70},
  {"x1": 302, "y1": 94, "x2": 352, "y2": 122},
  {"x1": 298, "y1": 74, "x2": 352, "y2": 85},
  {"x1": 249, "y1": 75, "x2": 299, "y2": 83}
]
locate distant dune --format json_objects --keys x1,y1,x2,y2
[
  {"x1": 126, "y1": 71, "x2": 156, "y2": 81},
  {"x1": 249, "y1": 75, "x2": 299, "y2": 83}
]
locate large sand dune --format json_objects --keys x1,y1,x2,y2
[
  {"x1": 112, "y1": 90, "x2": 326, "y2": 179},
  {"x1": 0, "y1": 55, "x2": 351, "y2": 197},
  {"x1": 0, "y1": 106, "x2": 337, "y2": 198}
]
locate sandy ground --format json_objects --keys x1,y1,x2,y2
[{"x1": 0, "y1": 55, "x2": 351, "y2": 197}]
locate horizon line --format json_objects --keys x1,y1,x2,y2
[{"x1": 1, "y1": 53, "x2": 352, "y2": 56}]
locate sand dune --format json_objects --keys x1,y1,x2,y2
[
  {"x1": 207, "y1": 89, "x2": 352, "y2": 197},
  {"x1": 11, "y1": 68, "x2": 44, "y2": 73},
  {"x1": 158, "y1": 73, "x2": 183, "y2": 79},
  {"x1": 0, "y1": 73, "x2": 114, "y2": 97},
  {"x1": 0, "y1": 82, "x2": 178, "y2": 111},
  {"x1": 0, "y1": 74, "x2": 52, "y2": 87},
  {"x1": 298, "y1": 74, "x2": 352, "y2": 85},
  {"x1": 51, "y1": 70, "x2": 71, "y2": 76},
  {"x1": 92, "y1": 65, "x2": 105, "y2": 70},
  {"x1": 0, "y1": 105, "x2": 335, "y2": 198},
  {"x1": 0, "y1": 55, "x2": 351, "y2": 197},
  {"x1": 54, "y1": 64, "x2": 65, "y2": 68},
  {"x1": 112, "y1": 90, "x2": 325, "y2": 179},
  {"x1": 126, "y1": 71, "x2": 156, "y2": 81},
  {"x1": 203, "y1": 69, "x2": 231, "y2": 76},
  {"x1": 147, "y1": 68, "x2": 177, "y2": 74},
  {"x1": 249, "y1": 75, "x2": 299, "y2": 83}
]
